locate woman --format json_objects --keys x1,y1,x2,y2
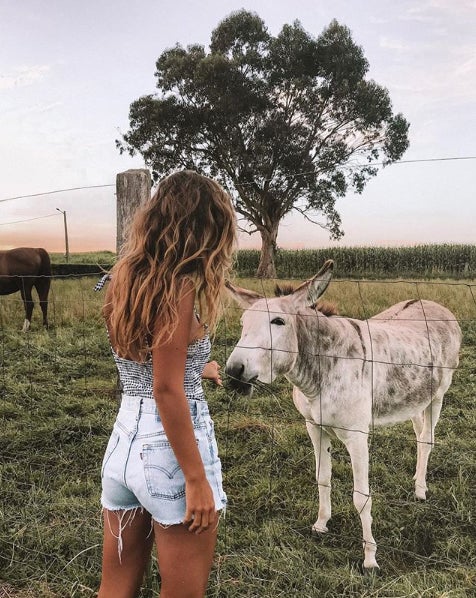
[{"x1": 98, "y1": 170, "x2": 236, "y2": 598}]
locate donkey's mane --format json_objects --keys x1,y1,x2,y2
[{"x1": 274, "y1": 284, "x2": 338, "y2": 316}]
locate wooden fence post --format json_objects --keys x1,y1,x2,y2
[
  {"x1": 114, "y1": 169, "x2": 151, "y2": 404},
  {"x1": 116, "y1": 168, "x2": 151, "y2": 255}
]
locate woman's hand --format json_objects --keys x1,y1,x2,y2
[
  {"x1": 202, "y1": 361, "x2": 222, "y2": 386},
  {"x1": 183, "y1": 477, "x2": 217, "y2": 534}
]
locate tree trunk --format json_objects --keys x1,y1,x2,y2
[{"x1": 256, "y1": 226, "x2": 278, "y2": 278}]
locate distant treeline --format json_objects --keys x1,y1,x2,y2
[
  {"x1": 236, "y1": 244, "x2": 476, "y2": 279},
  {"x1": 51, "y1": 244, "x2": 476, "y2": 279}
]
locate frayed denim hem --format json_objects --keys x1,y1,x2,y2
[
  {"x1": 102, "y1": 504, "x2": 227, "y2": 563},
  {"x1": 103, "y1": 506, "x2": 153, "y2": 564}
]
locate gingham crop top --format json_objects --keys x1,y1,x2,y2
[
  {"x1": 111, "y1": 334, "x2": 211, "y2": 402},
  {"x1": 95, "y1": 274, "x2": 211, "y2": 401}
]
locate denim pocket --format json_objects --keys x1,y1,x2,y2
[
  {"x1": 142, "y1": 440, "x2": 187, "y2": 500},
  {"x1": 115, "y1": 417, "x2": 137, "y2": 437},
  {"x1": 101, "y1": 430, "x2": 120, "y2": 478},
  {"x1": 142, "y1": 428, "x2": 213, "y2": 500}
]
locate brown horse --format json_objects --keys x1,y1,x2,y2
[{"x1": 0, "y1": 247, "x2": 51, "y2": 331}]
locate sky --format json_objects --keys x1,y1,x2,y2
[{"x1": 1, "y1": 0, "x2": 475, "y2": 253}]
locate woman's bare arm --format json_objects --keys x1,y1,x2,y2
[{"x1": 151, "y1": 279, "x2": 215, "y2": 534}]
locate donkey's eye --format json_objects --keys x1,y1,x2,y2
[{"x1": 271, "y1": 317, "x2": 285, "y2": 326}]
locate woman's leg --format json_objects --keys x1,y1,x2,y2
[
  {"x1": 98, "y1": 508, "x2": 155, "y2": 598},
  {"x1": 154, "y1": 516, "x2": 218, "y2": 598}
]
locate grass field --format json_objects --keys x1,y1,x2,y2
[
  {"x1": 0, "y1": 274, "x2": 475, "y2": 597},
  {"x1": 50, "y1": 251, "x2": 116, "y2": 266}
]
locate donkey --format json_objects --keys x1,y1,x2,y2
[
  {"x1": 0, "y1": 247, "x2": 51, "y2": 331},
  {"x1": 225, "y1": 260, "x2": 462, "y2": 570}
]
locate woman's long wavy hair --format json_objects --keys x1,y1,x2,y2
[{"x1": 104, "y1": 170, "x2": 236, "y2": 361}]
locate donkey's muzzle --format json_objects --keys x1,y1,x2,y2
[{"x1": 225, "y1": 362, "x2": 254, "y2": 396}]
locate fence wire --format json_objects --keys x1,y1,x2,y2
[{"x1": 0, "y1": 272, "x2": 475, "y2": 595}]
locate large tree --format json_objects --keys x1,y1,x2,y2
[{"x1": 118, "y1": 11, "x2": 409, "y2": 277}]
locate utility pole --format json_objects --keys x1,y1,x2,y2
[{"x1": 56, "y1": 208, "x2": 69, "y2": 262}]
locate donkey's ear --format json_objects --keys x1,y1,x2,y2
[
  {"x1": 225, "y1": 280, "x2": 264, "y2": 309},
  {"x1": 293, "y1": 260, "x2": 334, "y2": 306}
]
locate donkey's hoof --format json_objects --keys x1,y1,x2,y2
[
  {"x1": 415, "y1": 488, "x2": 427, "y2": 501},
  {"x1": 311, "y1": 523, "x2": 329, "y2": 534},
  {"x1": 360, "y1": 563, "x2": 382, "y2": 578},
  {"x1": 362, "y1": 564, "x2": 381, "y2": 577}
]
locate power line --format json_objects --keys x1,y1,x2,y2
[
  {"x1": 393, "y1": 156, "x2": 476, "y2": 164},
  {"x1": 0, "y1": 213, "x2": 60, "y2": 226},
  {"x1": 0, "y1": 184, "x2": 114, "y2": 204},
  {"x1": 1, "y1": 155, "x2": 476, "y2": 204},
  {"x1": 235, "y1": 155, "x2": 476, "y2": 189}
]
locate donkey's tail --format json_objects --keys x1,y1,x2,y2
[{"x1": 37, "y1": 248, "x2": 52, "y2": 277}]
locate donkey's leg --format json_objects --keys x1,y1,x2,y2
[
  {"x1": 413, "y1": 392, "x2": 444, "y2": 500},
  {"x1": 339, "y1": 431, "x2": 378, "y2": 570},
  {"x1": 306, "y1": 421, "x2": 332, "y2": 533},
  {"x1": 411, "y1": 411, "x2": 424, "y2": 491},
  {"x1": 20, "y1": 283, "x2": 34, "y2": 332}
]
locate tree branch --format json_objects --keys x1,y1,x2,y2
[{"x1": 293, "y1": 205, "x2": 330, "y2": 230}]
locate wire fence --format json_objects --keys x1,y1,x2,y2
[
  {"x1": 1, "y1": 153, "x2": 476, "y2": 262},
  {"x1": 0, "y1": 273, "x2": 475, "y2": 596}
]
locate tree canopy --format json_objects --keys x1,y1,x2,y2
[{"x1": 118, "y1": 10, "x2": 410, "y2": 277}]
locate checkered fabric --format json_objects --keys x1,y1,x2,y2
[
  {"x1": 94, "y1": 274, "x2": 210, "y2": 400},
  {"x1": 94, "y1": 274, "x2": 111, "y2": 291},
  {"x1": 111, "y1": 336, "x2": 211, "y2": 401}
]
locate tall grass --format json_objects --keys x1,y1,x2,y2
[{"x1": 0, "y1": 274, "x2": 475, "y2": 597}]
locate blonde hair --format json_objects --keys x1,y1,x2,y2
[{"x1": 105, "y1": 170, "x2": 236, "y2": 361}]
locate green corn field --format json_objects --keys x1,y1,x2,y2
[
  {"x1": 235, "y1": 244, "x2": 476, "y2": 279},
  {"x1": 50, "y1": 245, "x2": 476, "y2": 280}
]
